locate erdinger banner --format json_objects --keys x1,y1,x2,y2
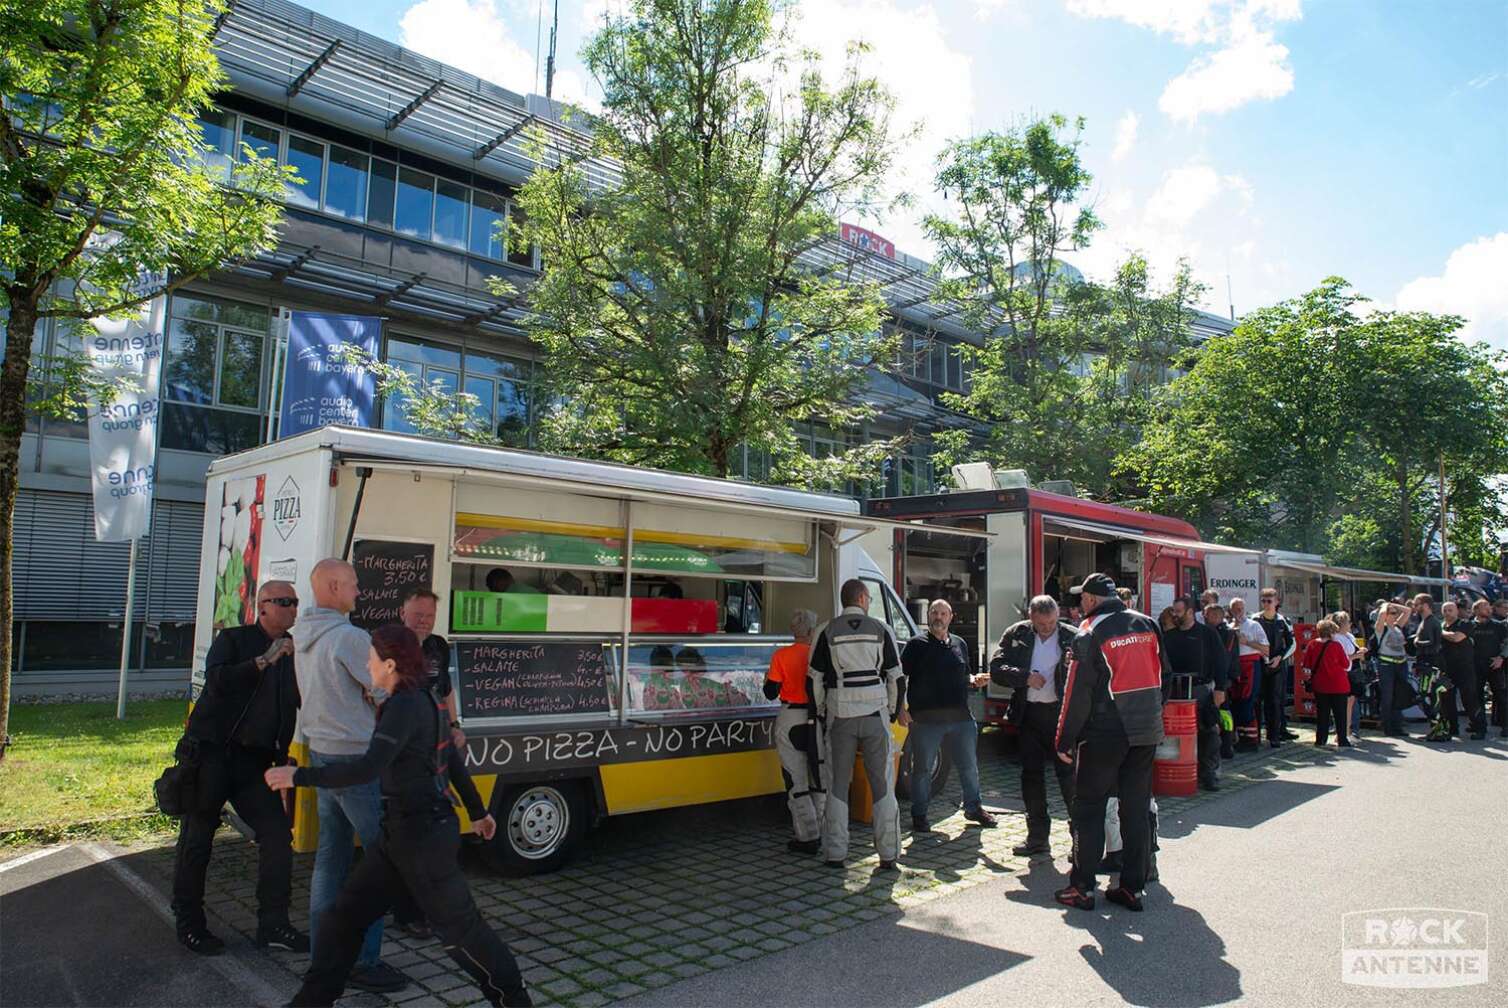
[
  {"x1": 86, "y1": 296, "x2": 166, "y2": 542},
  {"x1": 278, "y1": 311, "x2": 380, "y2": 437}
]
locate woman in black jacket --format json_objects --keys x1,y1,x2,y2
[{"x1": 266, "y1": 625, "x2": 530, "y2": 1007}]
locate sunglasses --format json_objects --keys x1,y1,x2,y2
[{"x1": 262, "y1": 597, "x2": 299, "y2": 607}]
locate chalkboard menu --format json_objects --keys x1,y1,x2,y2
[
  {"x1": 352, "y1": 539, "x2": 435, "y2": 631},
  {"x1": 457, "y1": 641, "x2": 611, "y2": 719}
]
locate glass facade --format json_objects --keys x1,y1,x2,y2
[
  {"x1": 195, "y1": 107, "x2": 538, "y2": 269},
  {"x1": 380, "y1": 336, "x2": 536, "y2": 445},
  {"x1": 160, "y1": 293, "x2": 270, "y2": 454}
]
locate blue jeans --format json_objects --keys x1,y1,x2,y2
[
  {"x1": 907, "y1": 719, "x2": 981, "y2": 819},
  {"x1": 309, "y1": 751, "x2": 384, "y2": 967}
]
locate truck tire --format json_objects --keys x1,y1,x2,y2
[
  {"x1": 894, "y1": 734, "x2": 952, "y2": 802},
  {"x1": 480, "y1": 781, "x2": 590, "y2": 876}
]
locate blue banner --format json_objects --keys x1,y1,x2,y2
[{"x1": 278, "y1": 311, "x2": 380, "y2": 437}]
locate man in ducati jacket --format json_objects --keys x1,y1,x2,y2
[{"x1": 1053, "y1": 573, "x2": 1170, "y2": 913}]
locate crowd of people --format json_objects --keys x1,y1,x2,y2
[
  {"x1": 171, "y1": 558, "x2": 1508, "y2": 1000},
  {"x1": 170, "y1": 558, "x2": 531, "y2": 1008}
]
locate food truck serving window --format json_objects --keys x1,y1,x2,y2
[
  {"x1": 622, "y1": 640, "x2": 782, "y2": 717},
  {"x1": 451, "y1": 484, "x2": 817, "y2": 581}
]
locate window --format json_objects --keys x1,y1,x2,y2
[
  {"x1": 395, "y1": 167, "x2": 435, "y2": 239},
  {"x1": 507, "y1": 205, "x2": 534, "y2": 268},
  {"x1": 434, "y1": 179, "x2": 469, "y2": 249},
  {"x1": 285, "y1": 134, "x2": 324, "y2": 208},
  {"x1": 325, "y1": 145, "x2": 369, "y2": 221},
  {"x1": 160, "y1": 293, "x2": 269, "y2": 454},
  {"x1": 470, "y1": 190, "x2": 507, "y2": 259},
  {"x1": 195, "y1": 108, "x2": 236, "y2": 180},
  {"x1": 463, "y1": 349, "x2": 533, "y2": 445},
  {"x1": 930, "y1": 341, "x2": 947, "y2": 386},
  {"x1": 239, "y1": 120, "x2": 280, "y2": 163},
  {"x1": 861, "y1": 578, "x2": 914, "y2": 643},
  {"x1": 947, "y1": 345, "x2": 963, "y2": 389},
  {"x1": 368, "y1": 159, "x2": 397, "y2": 228},
  {"x1": 164, "y1": 319, "x2": 217, "y2": 404},
  {"x1": 382, "y1": 335, "x2": 462, "y2": 434}
]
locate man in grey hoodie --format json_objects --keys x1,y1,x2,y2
[{"x1": 291, "y1": 558, "x2": 407, "y2": 994}]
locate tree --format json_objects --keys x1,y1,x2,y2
[
  {"x1": 0, "y1": 0, "x2": 285, "y2": 748},
  {"x1": 928, "y1": 252, "x2": 1204, "y2": 501},
  {"x1": 920, "y1": 116, "x2": 1103, "y2": 485},
  {"x1": 1342, "y1": 310, "x2": 1508, "y2": 573},
  {"x1": 1124, "y1": 277, "x2": 1508, "y2": 571},
  {"x1": 509, "y1": 0, "x2": 903, "y2": 484}
]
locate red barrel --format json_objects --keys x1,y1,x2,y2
[{"x1": 1154, "y1": 700, "x2": 1198, "y2": 797}]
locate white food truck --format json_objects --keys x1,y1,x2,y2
[{"x1": 192, "y1": 425, "x2": 938, "y2": 873}]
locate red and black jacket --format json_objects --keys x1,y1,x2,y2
[{"x1": 1055, "y1": 598, "x2": 1170, "y2": 754}]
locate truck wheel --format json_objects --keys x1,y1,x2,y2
[
  {"x1": 481, "y1": 781, "x2": 589, "y2": 876},
  {"x1": 894, "y1": 735, "x2": 952, "y2": 802}
]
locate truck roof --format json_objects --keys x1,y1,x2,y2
[
  {"x1": 865, "y1": 486, "x2": 1202, "y2": 540},
  {"x1": 206, "y1": 425, "x2": 862, "y2": 518}
]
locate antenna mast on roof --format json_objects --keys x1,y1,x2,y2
[
  {"x1": 1224, "y1": 251, "x2": 1236, "y2": 321},
  {"x1": 545, "y1": 0, "x2": 560, "y2": 99}
]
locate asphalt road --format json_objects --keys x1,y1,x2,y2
[
  {"x1": 3, "y1": 732, "x2": 1505, "y2": 1008},
  {"x1": 617, "y1": 733, "x2": 1508, "y2": 1008},
  {"x1": 0, "y1": 842, "x2": 293, "y2": 1008}
]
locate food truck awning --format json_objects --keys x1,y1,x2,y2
[
  {"x1": 1276, "y1": 559, "x2": 1434, "y2": 585},
  {"x1": 340, "y1": 459, "x2": 991, "y2": 542},
  {"x1": 1043, "y1": 516, "x2": 1261, "y2": 556}
]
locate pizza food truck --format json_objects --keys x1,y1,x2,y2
[
  {"x1": 861, "y1": 464, "x2": 1256, "y2": 727},
  {"x1": 193, "y1": 426, "x2": 942, "y2": 874}
]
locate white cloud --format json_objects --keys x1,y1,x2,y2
[
  {"x1": 1067, "y1": 1, "x2": 1302, "y2": 122},
  {"x1": 398, "y1": 0, "x2": 600, "y2": 110},
  {"x1": 1066, "y1": 0, "x2": 1226, "y2": 44},
  {"x1": 1111, "y1": 109, "x2": 1139, "y2": 161},
  {"x1": 1159, "y1": 32, "x2": 1293, "y2": 122},
  {"x1": 1395, "y1": 233, "x2": 1508, "y2": 354},
  {"x1": 973, "y1": 0, "x2": 1014, "y2": 17},
  {"x1": 1074, "y1": 159, "x2": 1269, "y2": 313},
  {"x1": 782, "y1": 1, "x2": 975, "y2": 259}
]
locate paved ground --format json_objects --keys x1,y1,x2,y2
[{"x1": 4, "y1": 724, "x2": 1505, "y2": 1007}]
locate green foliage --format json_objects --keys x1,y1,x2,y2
[
  {"x1": 0, "y1": 0, "x2": 286, "y2": 330},
  {"x1": 0, "y1": 0, "x2": 287, "y2": 753},
  {"x1": 330, "y1": 343, "x2": 502, "y2": 445},
  {"x1": 929, "y1": 252, "x2": 1205, "y2": 501},
  {"x1": 1124, "y1": 277, "x2": 1508, "y2": 572},
  {"x1": 508, "y1": 0, "x2": 902, "y2": 483},
  {"x1": 923, "y1": 116, "x2": 1100, "y2": 351}
]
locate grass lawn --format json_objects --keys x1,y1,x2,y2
[{"x1": 0, "y1": 699, "x2": 186, "y2": 845}]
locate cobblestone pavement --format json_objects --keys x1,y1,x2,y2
[{"x1": 129, "y1": 725, "x2": 1337, "y2": 1007}]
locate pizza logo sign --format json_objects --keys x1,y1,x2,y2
[{"x1": 271, "y1": 476, "x2": 302, "y2": 542}]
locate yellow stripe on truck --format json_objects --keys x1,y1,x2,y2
[{"x1": 598, "y1": 749, "x2": 784, "y2": 814}]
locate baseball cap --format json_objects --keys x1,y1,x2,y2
[{"x1": 1070, "y1": 573, "x2": 1117, "y2": 598}]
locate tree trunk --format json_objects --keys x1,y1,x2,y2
[
  {"x1": 1398, "y1": 461, "x2": 1415, "y2": 576},
  {"x1": 0, "y1": 292, "x2": 39, "y2": 759}
]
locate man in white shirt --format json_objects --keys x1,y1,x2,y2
[
  {"x1": 1227, "y1": 597, "x2": 1269, "y2": 752},
  {"x1": 989, "y1": 596, "x2": 1079, "y2": 856}
]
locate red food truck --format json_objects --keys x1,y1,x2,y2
[{"x1": 862, "y1": 469, "x2": 1255, "y2": 727}]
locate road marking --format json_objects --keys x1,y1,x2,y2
[
  {"x1": 0, "y1": 845, "x2": 69, "y2": 873},
  {"x1": 81, "y1": 842, "x2": 290, "y2": 1006}
]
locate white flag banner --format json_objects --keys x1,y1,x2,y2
[{"x1": 86, "y1": 296, "x2": 166, "y2": 541}]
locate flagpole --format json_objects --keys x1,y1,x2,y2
[{"x1": 116, "y1": 538, "x2": 139, "y2": 720}]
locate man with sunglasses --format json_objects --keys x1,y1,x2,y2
[{"x1": 173, "y1": 580, "x2": 304, "y2": 956}]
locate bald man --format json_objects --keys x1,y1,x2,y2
[
  {"x1": 173, "y1": 580, "x2": 304, "y2": 956},
  {"x1": 290, "y1": 558, "x2": 408, "y2": 993}
]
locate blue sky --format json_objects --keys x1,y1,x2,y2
[{"x1": 297, "y1": 1, "x2": 1508, "y2": 348}]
